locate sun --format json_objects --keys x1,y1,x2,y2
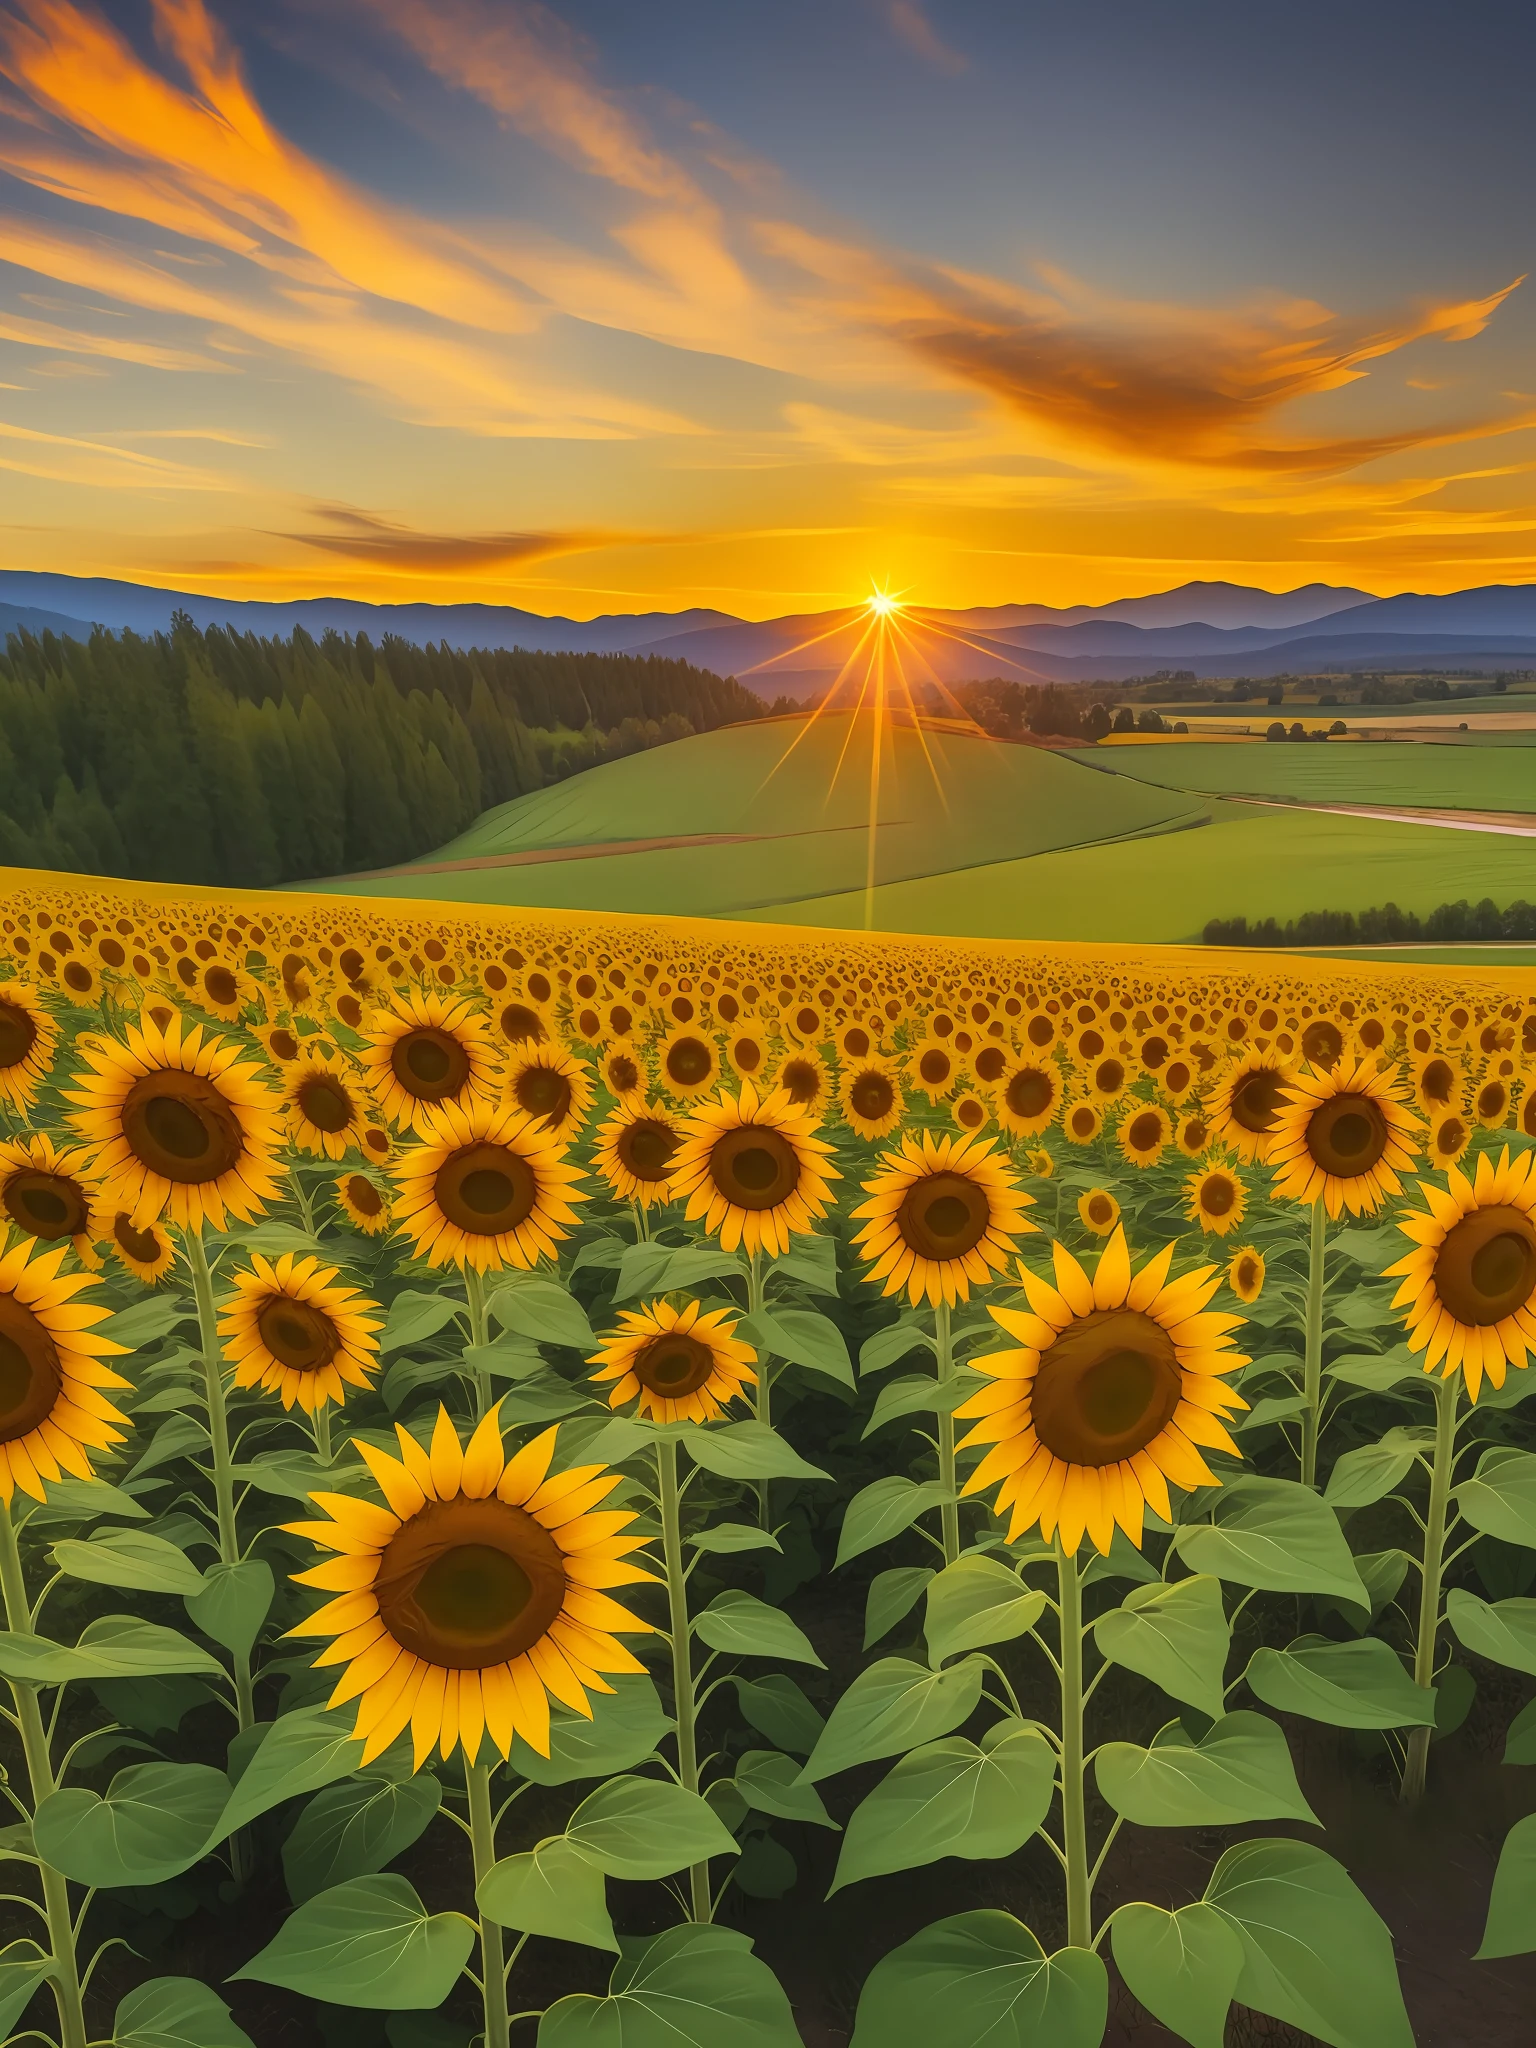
[{"x1": 866, "y1": 590, "x2": 903, "y2": 618}]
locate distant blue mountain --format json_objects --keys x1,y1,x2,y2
[{"x1": 0, "y1": 569, "x2": 1531, "y2": 690}]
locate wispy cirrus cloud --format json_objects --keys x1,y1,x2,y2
[{"x1": 873, "y1": 0, "x2": 968, "y2": 75}]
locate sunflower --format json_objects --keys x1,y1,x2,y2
[
  {"x1": 360, "y1": 991, "x2": 501, "y2": 1134},
  {"x1": 1207, "y1": 1050, "x2": 1295, "y2": 1164},
  {"x1": 0, "y1": 1134, "x2": 102, "y2": 1263},
  {"x1": 284, "y1": 1052, "x2": 374, "y2": 1160},
  {"x1": 1473, "y1": 1074, "x2": 1513, "y2": 1130},
  {"x1": 1228, "y1": 1246, "x2": 1266, "y2": 1304},
  {"x1": 670, "y1": 1081, "x2": 838, "y2": 1257},
  {"x1": 0, "y1": 1236, "x2": 130, "y2": 1503},
  {"x1": 1160, "y1": 1056, "x2": 1198, "y2": 1104},
  {"x1": 1427, "y1": 1110, "x2": 1472, "y2": 1169},
  {"x1": 724, "y1": 1019, "x2": 772, "y2": 1085},
  {"x1": 1385, "y1": 1149, "x2": 1536, "y2": 1399},
  {"x1": 390, "y1": 1100, "x2": 584, "y2": 1274},
  {"x1": 772, "y1": 1047, "x2": 833, "y2": 1118},
  {"x1": 1062, "y1": 1100, "x2": 1103, "y2": 1146},
  {"x1": 951, "y1": 1090, "x2": 989, "y2": 1136},
  {"x1": 218, "y1": 1252, "x2": 381, "y2": 1414},
  {"x1": 336, "y1": 1172, "x2": 393, "y2": 1236},
  {"x1": 839, "y1": 1058, "x2": 905, "y2": 1142},
  {"x1": 1174, "y1": 1109, "x2": 1214, "y2": 1159},
  {"x1": 656, "y1": 1027, "x2": 722, "y2": 1102},
  {"x1": 1522, "y1": 1084, "x2": 1536, "y2": 1143},
  {"x1": 1117, "y1": 1102, "x2": 1172, "y2": 1169},
  {"x1": 1078, "y1": 1189, "x2": 1120, "y2": 1237},
  {"x1": 906, "y1": 1036, "x2": 960, "y2": 1103},
  {"x1": 503, "y1": 1042, "x2": 592, "y2": 1142},
  {"x1": 491, "y1": 996, "x2": 551, "y2": 1051},
  {"x1": 995, "y1": 1058, "x2": 1061, "y2": 1138},
  {"x1": 258, "y1": 1021, "x2": 304, "y2": 1066},
  {"x1": 66, "y1": 1011, "x2": 284, "y2": 1234},
  {"x1": 835, "y1": 1019, "x2": 879, "y2": 1064},
  {"x1": 1086, "y1": 1052, "x2": 1130, "y2": 1104},
  {"x1": 106, "y1": 1209, "x2": 176, "y2": 1285},
  {"x1": 852, "y1": 1129, "x2": 1033, "y2": 1308},
  {"x1": 1413, "y1": 1052, "x2": 1462, "y2": 1120},
  {"x1": 593, "y1": 1100, "x2": 683, "y2": 1209},
  {"x1": 588, "y1": 1299, "x2": 757, "y2": 1424},
  {"x1": 1185, "y1": 1165, "x2": 1247, "y2": 1237},
  {"x1": 51, "y1": 955, "x2": 104, "y2": 1009},
  {"x1": 1298, "y1": 1015, "x2": 1348, "y2": 1071},
  {"x1": 1026, "y1": 1148, "x2": 1055, "y2": 1180},
  {"x1": 597, "y1": 1040, "x2": 647, "y2": 1103},
  {"x1": 0, "y1": 982, "x2": 59, "y2": 1113},
  {"x1": 1019, "y1": 1006, "x2": 1060, "y2": 1055},
  {"x1": 285, "y1": 1408, "x2": 655, "y2": 1768},
  {"x1": 955, "y1": 1227, "x2": 1249, "y2": 1555},
  {"x1": 172, "y1": 955, "x2": 256, "y2": 1023},
  {"x1": 1268, "y1": 1058, "x2": 1419, "y2": 1218}
]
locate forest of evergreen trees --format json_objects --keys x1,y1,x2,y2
[{"x1": 0, "y1": 617, "x2": 767, "y2": 886}]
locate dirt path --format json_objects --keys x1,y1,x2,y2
[{"x1": 1227, "y1": 795, "x2": 1536, "y2": 836}]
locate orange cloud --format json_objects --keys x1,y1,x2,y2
[
  {"x1": 279, "y1": 507, "x2": 618, "y2": 575},
  {"x1": 875, "y1": 0, "x2": 968, "y2": 75}
]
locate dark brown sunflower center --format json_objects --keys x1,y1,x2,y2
[
  {"x1": 1140, "y1": 1037, "x2": 1170, "y2": 1071},
  {"x1": 1092, "y1": 1058, "x2": 1127, "y2": 1095},
  {"x1": 780, "y1": 1058, "x2": 821, "y2": 1105},
  {"x1": 498, "y1": 1004, "x2": 545, "y2": 1046},
  {"x1": 665, "y1": 1037, "x2": 714, "y2": 1088},
  {"x1": 1026, "y1": 1015, "x2": 1055, "y2": 1047},
  {"x1": 0, "y1": 1001, "x2": 39, "y2": 1070},
  {"x1": 1006, "y1": 1068, "x2": 1054, "y2": 1119},
  {"x1": 1031, "y1": 1307, "x2": 1182, "y2": 1467},
  {"x1": 204, "y1": 966, "x2": 239, "y2": 1009},
  {"x1": 731, "y1": 1036, "x2": 764, "y2": 1074},
  {"x1": 121, "y1": 1070, "x2": 245, "y2": 1184},
  {"x1": 392, "y1": 1026, "x2": 471, "y2": 1102},
  {"x1": 434, "y1": 1142, "x2": 538, "y2": 1236},
  {"x1": 1200, "y1": 1174, "x2": 1237, "y2": 1216},
  {"x1": 1478, "y1": 1081, "x2": 1508, "y2": 1120},
  {"x1": 1126, "y1": 1112, "x2": 1164, "y2": 1154},
  {"x1": 269, "y1": 1029, "x2": 300, "y2": 1063},
  {"x1": 113, "y1": 1212, "x2": 164, "y2": 1263},
  {"x1": 1086, "y1": 1193, "x2": 1116, "y2": 1227},
  {"x1": 0, "y1": 1293, "x2": 63, "y2": 1446},
  {"x1": 850, "y1": 1071, "x2": 895, "y2": 1122},
  {"x1": 1230, "y1": 1068, "x2": 1289, "y2": 1135},
  {"x1": 4, "y1": 1170, "x2": 89, "y2": 1241},
  {"x1": 1420, "y1": 1058, "x2": 1455, "y2": 1107},
  {"x1": 375, "y1": 1496, "x2": 566, "y2": 1669},
  {"x1": 257, "y1": 1296, "x2": 340, "y2": 1373},
  {"x1": 606, "y1": 1054, "x2": 640, "y2": 1095},
  {"x1": 973, "y1": 1045, "x2": 1007, "y2": 1084},
  {"x1": 1434, "y1": 1205, "x2": 1536, "y2": 1327},
  {"x1": 343, "y1": 1174, "x2": 384, "y2": 1218},
  {"x1": 1069, "y1": 1107, "x2": 1099, "y2": 1139},
  {"x1": 297, "y1": 1074, "x2": 354, "y2": 1133},
  {"x1": 617, "y1": 1119, "x2": 679, "y2": 1182},
  {"x1": 1301, "y1": 1019, "x2": 1345, "y2": 1067},
  {"x1": 513, "y1": 1065, "x2": 572, "y2": 1126},
  {"x1": 843, "y1": 1027, "x2": 872, "y2": 1061},
  {"x1": 1235, "y1": 1255, "x2": 1261, "y2": 1293},
  {"x1": 1181, "y1": 1117, "x2": 1210, "y2": 1151},
  {"x1": 897, "y1": 1171, "x2": 990, "y2": 1261},
  {"x1": 707, "y1": 1125, "x2": 801, "y2": 1211},
  {"x1": 1305, "y1": 1093, "x2": 1388, "y2": 1177},
  {"x1": 1434, "y1": 1117, "x2": 1468, "y2": 1157},
  {"x1": 634, "y1": 1331, "x2": 716, "y2": 1397},
  {"x1": 918, "y1": 1049, "x2": 952, "y2": 1087}
]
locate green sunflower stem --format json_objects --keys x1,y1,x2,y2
[
  {"x1": 312, "y1": 1402, "x2": 333, "y2": 1468},
  {"x1": 747, "y1": 1249, "x2": 772, "y2": 1527},
  {"x1": 1401, "y1": 1370, "x2": 1459, "y2": 1804},
  {"x1": 934, "y1": 1297, "x2": 960, "y2": 1565},
  {"x1": 183, "y1": 1227, "x2": 255, "y2": 1737},
  {"x1": 465, "y1": 1264, "x2": 493, "y2": 1420},
  {"x1": 289, "y1": 1164, "x2": 316, "y2": 1235},
  {"x1": 1299, "y1": 1198, "x2": 1327, "y2": 1490},
  {"x1": 1056, "y1": 1537, "x2": 1092, "y2": 1950},
  {"x1": 631, "y1": 1199, "x2": 651, "y2": 1243},
  {"x1": 0, "y1": 1498, "x2": 88, "y2": 2048},
  {"x1": 465, "y1": 1754, "x2": 512, "y2": 2048},
  {"x1": 658, "y1": 1436, "x2": 711, "y2": 1920}
]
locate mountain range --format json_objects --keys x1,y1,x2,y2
[{"x1": 2, "y1": 571, "x2": 1534, "y2": 695}]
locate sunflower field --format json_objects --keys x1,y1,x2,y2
[{"x1": 0, "y1": 872, "x2": 1534, "y2": 2048}]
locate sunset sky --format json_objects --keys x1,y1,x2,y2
[{"x1": 0, "y1": 0, "x2": 1532, "y2": 618}]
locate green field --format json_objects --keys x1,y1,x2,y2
[
  {"x1": 319, "y1": 712, "x2": 1536, "y2": 952},
  {"x1": 1068, "y1": 739, "x2": 1536, "y2": 811},
  {"x1": 331, "y1": 712, "x2": 1201, "y2": 919}
]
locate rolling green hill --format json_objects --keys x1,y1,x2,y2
[
  {"x1": 329, "y1": 711, "x2": 1204, "y2": 919},
  {"x1": 321, "y1": 713, "x2": 1536, "y2": 952}
]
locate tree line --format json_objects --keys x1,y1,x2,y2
[
  {"x1": 0, "y1": 618, "x2": 766, "y2": 886},
  {"x1": 1204, "y1": 899, "x2": 1536, "y2": 947}
]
